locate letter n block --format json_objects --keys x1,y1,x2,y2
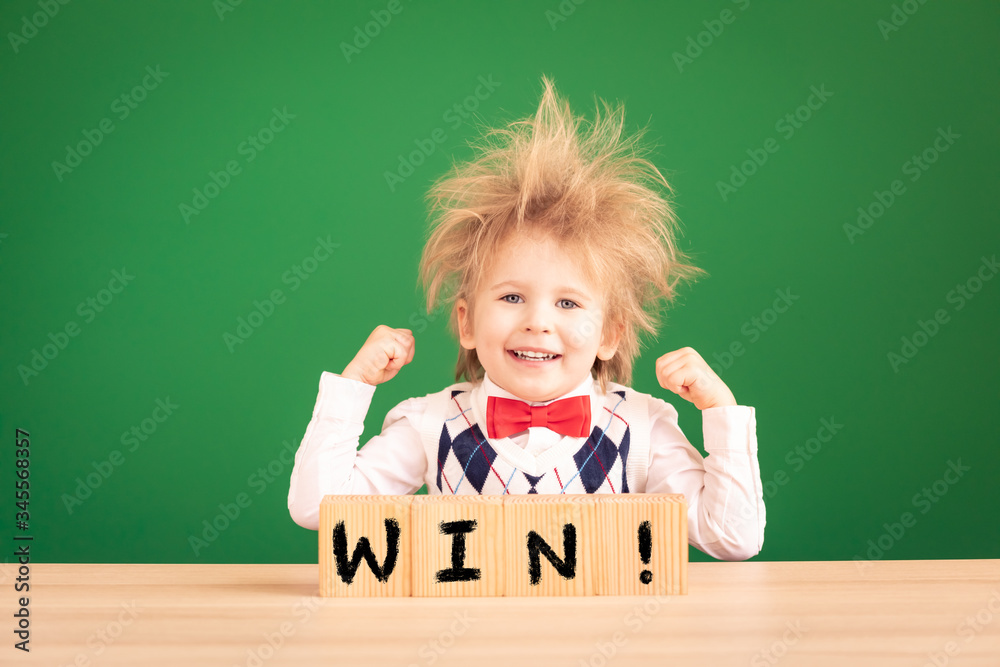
[
  {"x1": 594, "y1": 493, "x2": 687, "y2": 595},
  {"x1": 502, "y1": 494, "x2": 598, "y2": 596},
  {"x1": 411, "y1": 495, "x2": 504, "y2": 597},
  {"x1": 319, "y1": 495, "x2": 413, "y2": 597}
]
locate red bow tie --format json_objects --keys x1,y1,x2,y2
[{"x1": 485, "y1": 395, "x2": 591, "y2": 439}]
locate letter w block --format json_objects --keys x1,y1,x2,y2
[{"x1": 319, "y1": 495, "x2": 413, "y2": 597}]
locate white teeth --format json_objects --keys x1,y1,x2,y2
[{"x1": 513, "y1": 350, "x2": 557, "y2": 360}]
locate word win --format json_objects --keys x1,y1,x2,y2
[{"x1": 318, "y1": 493, "x2": 688, "y2": 597}]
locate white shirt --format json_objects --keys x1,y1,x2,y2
[{"x1": 288, "y1": 371, "x2": 766, "y2": 561}]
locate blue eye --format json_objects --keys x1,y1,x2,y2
[{"x1": 500, "y1": 295, "x2": 580, "y2": 308}]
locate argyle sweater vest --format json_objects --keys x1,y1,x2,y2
[{"x1": 417, "y1": 381, "x2": 652, "y2": 495}]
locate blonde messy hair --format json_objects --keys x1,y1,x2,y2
[{"x1": 417, "y1": 75, "x2": 707, "y2": 395}]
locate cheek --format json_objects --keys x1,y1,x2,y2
[
  {"x1": 564, "y1": 315, "x2": 603, "y2": 352},
  {"x1": 484, "y1": 307, "x2": 515, "y2": 331},
  {"x1": 477, "y1": 308, "x2": 507, "y2": 346}
]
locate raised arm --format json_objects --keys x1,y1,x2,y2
[
  {"x1": 646, "y1": 399, "x2": 764, "y2": 560},
  {"x1": 648, "y1": 346, "x2": 765, "y2": 560},
  {"x1": 288, "y1": 325, "x2": 426, "y2": 530}
]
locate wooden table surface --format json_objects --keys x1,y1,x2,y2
[{"x1": 4, "y1": 559, "x2": 999, "y2": 666}]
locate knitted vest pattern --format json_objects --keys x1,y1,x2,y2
[{"x1": 418, "y1": 382, "x2": 650, "y2": 495}]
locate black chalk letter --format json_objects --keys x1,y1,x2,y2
[
  {"x1": 526, "y1": 523, "x2": 577, "y2": 585},
  {"x1": 332, "y1": 518, "x2": 400, "y2": 584},
  {"x1": 435, "y1": 519, "x2": 481, "y2": 583},
  {"x1": 638, "y1": 520, "x2": 653, "y2": 584}
]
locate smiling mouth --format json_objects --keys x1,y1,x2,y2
[{"x1": 508, "y1": 350, "x2": 562, "y2": 362}]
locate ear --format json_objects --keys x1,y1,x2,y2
[
  {"x1": 596, "y1": 321, "x2": 624, "y2": 361},
  {"x1": 456, "y1": 298, "x2": 475, "y2": 350}
]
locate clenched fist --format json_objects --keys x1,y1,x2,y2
[
  {"x1": 341, "y1": 325, "x2": 415, "y2": 386},
  {"x1": 655, "y1": 347, "x2": 737, "y2": 410}
]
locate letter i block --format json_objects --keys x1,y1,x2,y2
[
  {"x1": 411, "y1": 495, "x2": 504, "y2": 597},
  {"x1": 594, "y1": 494, "x2": 687, "y2": 596},
  {"x1": 502, "y1": 494, "x2": 598, "y2": 596},
  {"x1": 319, "y1": 495, "x2": 413, "y2": 597}
]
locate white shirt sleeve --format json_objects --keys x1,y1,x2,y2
[
  {"x1": 287, "y1": 371, "x2": 429, "y2": 530},
  {"x1": 645, "y1": 397, "x2": 765, "y2": 561}
]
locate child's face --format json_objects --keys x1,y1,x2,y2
[{"x1": 456, "y1": 233, "x2": 621, "y2": 403}]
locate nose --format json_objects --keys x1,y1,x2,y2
[{"x1": 522, "y1": 302, "x2": 553, "y2": 334}]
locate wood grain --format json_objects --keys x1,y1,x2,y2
[
  {"x1": 411, "y1": 494, "x2": 504, "y2": 597},
  {"x1": 5, "y1": 560, "x2": 998, "y2": 666}
]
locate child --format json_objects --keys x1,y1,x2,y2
[{"x1": 288, "y1": 76, "x2": 765, "y2": 561}]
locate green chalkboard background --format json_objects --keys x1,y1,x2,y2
[{"x1": 1, "y1": 1, "x2": 997, "y2": 566}]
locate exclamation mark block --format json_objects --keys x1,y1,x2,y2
[
  {"x1": 411, "y1": 495, "x2": 504, "y2": 597},
  {"x1": 319, "y1": 495, "x2": 413, "y2": 597},
  {"x1": 502, "y1": 494, "x2": 598, "y2": 597},
  {"x1": 593, "y1": 494, "x2": 687, "y2": 596}
]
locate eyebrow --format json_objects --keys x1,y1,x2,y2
[{"x1": 489, "y1": 280, "x2": 591, "y2": 298}]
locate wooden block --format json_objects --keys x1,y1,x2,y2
[
  {"x1": 319, "y1": 495, "x2": 414, "y2": 597},
  {"x1": 592, "y1": 493, "x2": 688, "y2": 596},
  {"x1": 410, "y1": 495, "x2": 504, "y2": 597},
  {"x1": 502, "y1": 494, "x2": 598, "y2": 597},
  {"x1": 317, "y1": 493, "x2": 688, "y2": 597}
]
